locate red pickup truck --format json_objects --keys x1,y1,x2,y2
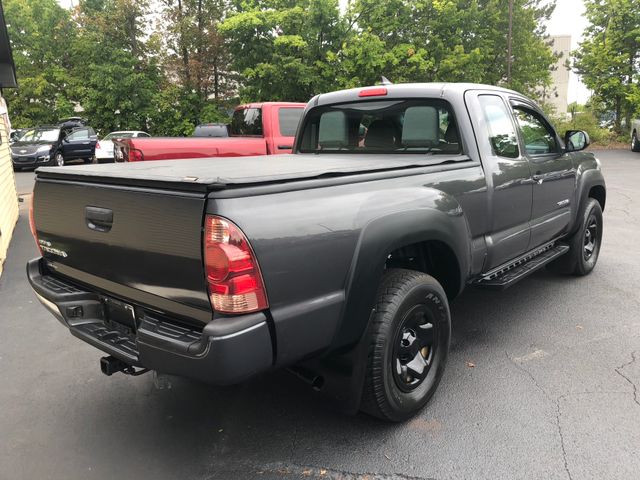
[{"x1": 114, "y1": 102, "x2": 305, "y2": 162}]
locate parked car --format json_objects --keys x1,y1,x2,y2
[
  {"x1": 193, "y1": 123, "x2": 228, "y2": 138},
  {"x1": 11, "y1": 123, "x2": 98, "y2": 170},
  {"x1": 113, "y1": 102, "x2": 304, "y2": 162},
  {"x1": 631, "y1": 119, "x2": 640, "y2": 152},
  {"x1": 9, "y1": 128, "x2": 26, "y2": 144},
  {"x1": 27, "y1": 83, "x2": 606, "y2": 421},
  {"x1": 95, "y1": 131, "x2": 150, "y2": 163}
]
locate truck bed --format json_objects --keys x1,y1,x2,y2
[{"x1": 36, "y1": 154, "x2": 472, "y2": 192}]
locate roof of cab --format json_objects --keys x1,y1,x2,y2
[{"x1": 313, "y1": 82, "x2": 522, "y2": 107}]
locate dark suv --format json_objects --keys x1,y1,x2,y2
[{"x1": 11, "y1": 120, "x2": 98, "y2": 170}]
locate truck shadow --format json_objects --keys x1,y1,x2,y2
[{"x1": 66, "y1": 268, "x2": 585, "y2": 478}]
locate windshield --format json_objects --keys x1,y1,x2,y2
[
  {"x1": 299, "y1": 99, "x2": 461, "y2": 154},
  {"x1": 18, "y1": 128, "x2": 60, "y2": 143},
  {"x1": 103, "y1": 132, "x2": 135, "y2": 140}
]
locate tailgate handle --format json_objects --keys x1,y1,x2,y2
[{"x1": 86, "y1": 206, "x2": 113, "y2": 232}]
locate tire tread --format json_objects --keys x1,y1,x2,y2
[{"x1": 361, "y1": 269, "x2": 447, "y2": 421}]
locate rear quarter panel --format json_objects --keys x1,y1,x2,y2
[{"x1": 208, "y1": 163, "x2": 487, "y2": 366}]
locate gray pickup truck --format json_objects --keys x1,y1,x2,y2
[{"x1": 27, "y1": 83, "x2": 606, "y2": 421}]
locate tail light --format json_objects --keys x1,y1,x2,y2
[
  {"x1": 204, "y1": 215, "x2": 268, "y2": 314},
  {"x1": 95, "y1": 142, "x2": 101, "y2": 149},
  {"x1": 128, "y1": 148, "x2": 143, "y2": 162},
  {"x1": 29, "y1": 195, "x2": 43, "y2": 255},
  {"x1": 359, "y1": 87, "x2": 387, "y2": 97}
]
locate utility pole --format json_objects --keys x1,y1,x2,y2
[{"x1": 507, "y1": 0, "x2": 513, "y2": 86}]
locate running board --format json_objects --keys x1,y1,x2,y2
[{"x1": 473, "y1": 244, "x2": 570, "y2": 290}]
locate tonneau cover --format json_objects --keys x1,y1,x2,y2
[{"x1": 36, "y1": 154, "x2": 470, "y2": 191}]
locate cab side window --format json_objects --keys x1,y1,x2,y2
[
  {"x1": 478, "y1": 95, "x2": 519, "y2": 158},
  {"x1": 513, "y1": 108, "x2": 558, "y2": 155}
]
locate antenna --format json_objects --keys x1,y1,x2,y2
[{"x1": 379, "y1": 76, "x2": 393, "y2": 86}]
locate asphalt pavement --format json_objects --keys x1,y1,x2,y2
[{"x1": 1, "y1": 150, "x2": 639, "y2": 480}]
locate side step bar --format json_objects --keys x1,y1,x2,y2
[{"x1": 473, "y1": 243, "x2": 570, "y2": 290}]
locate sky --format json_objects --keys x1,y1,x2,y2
[{"x1": 56, "y1": 0, "x2": 591, "y2": 103}]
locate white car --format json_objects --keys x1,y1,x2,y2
[{"x1": 95, "y1": 131, "x2": 150, "y2": 163}]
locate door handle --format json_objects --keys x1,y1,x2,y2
[
  {"x1": 85, "y1": 206, "x2": 113, "y2": 232},
  {"x1": 277, "y1": 145, "x2": 293, "y2": 150}
]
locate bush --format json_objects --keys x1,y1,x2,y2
[{"x1": 551, "y1": 111, "x2": 613, "y2": 145}]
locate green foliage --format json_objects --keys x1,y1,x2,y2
[
  {"x1": 550, "y1": 108, "x2": 612, "y2": 145},
  {"x1": 5, "y1": 0, "x2": 560, "y2": 132},
  {"x1": 574, "y1": 0, "x2": 640, "y2": 133},
  {"x1": 221, "y1": 0, "x2": 345, "y2": 101},
  {"x1": 71, "y1": 0, "x2": 162, "y2": 134},
  {"x1": 223, "y1": 0, "x2": 557, "y2": 102},
  {"x1": 4, "y1": 0, "x2": 77, "y2": 126}
]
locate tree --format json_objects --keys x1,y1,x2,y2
[
  {"x1": 348, "y1": 0, "x2": 556, "y2": 96},
  {"x1": 221, "y1": 0, "x2": 346, "y2": 102},
  {"x1": 3, "y1": 0, "x2": 77, "y2": 127},
  {"x1": 231, "y1": 0, "x2": 557, "y2": 99},
  {"x1": 159, "y1": 0, "x2": 233, "y2": 125},
  {"x1": 70, "y1": 0, "x2": 163, "y2": 134},
  {"x1": 574, "y1": 0, "x2": 640, "y2": 133}
]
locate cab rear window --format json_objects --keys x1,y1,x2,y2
[
  {"x1": 299, "y1": 99, "x2": 460, "y2": 154},
  {"x1": 230, "y1": 108, "x2": 263, "y2": 136}
]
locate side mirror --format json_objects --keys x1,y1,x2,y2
[{"x1": 565, "y1": 130, "x2": 590, "y2": 152}]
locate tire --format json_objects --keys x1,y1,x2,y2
[
  {"x1": 361, "y1": 269, "x2": 451, "y2": 422},
  {"x1": 633, "y1": 132, "x2": 640, "y2": 152},
  {"x1": 548, "y1": 198, "x2": 603, "y2": 275},
  {"x1": 54, "y1": 152, "x2": 65, "y2": 167}
]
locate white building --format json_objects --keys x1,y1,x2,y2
[
  {"x1": 0, "y1": 0, "x2": 18, "y2": 277},
  {"x1": 544, "y1": 35, "x2": 572, "y2": 115}
]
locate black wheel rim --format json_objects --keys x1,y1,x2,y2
[
  {"x1": 392, "y1": 304, "x2": 437, "y2": 392},
  {"x1": 583, "y1": 214, "x2": 598, "y2": 261}
]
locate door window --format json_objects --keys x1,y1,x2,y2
[
  {"x1": 478, "y1": 95, "x2": 519, "y2": 158},
  {"x1": 66, "y1": 128, "x2": 89, "y2": 141},
  {"x1": 513, "y1": 108, "x2": 558, "y2": 155}
]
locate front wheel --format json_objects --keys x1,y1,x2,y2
[
  {"x1": 54, "y1": 152, "x2": 65, "y2": 167},
  {"x1": 548, "y1": 198, "x2": 603, "y2": 275},
  {"x1": 361, "y1": 269, "x2": 451, "y2": 422}
]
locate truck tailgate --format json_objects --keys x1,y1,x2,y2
[{"x1": 33, "y1": 179, "x2": 211, "y2": 324}]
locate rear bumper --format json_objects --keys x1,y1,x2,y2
[
  {"x1": 27, "y1": 258, "x2": 274, "y2": 385},
  {"x1": 95, "y1": 152, "x2": 114, "y2": 163}
]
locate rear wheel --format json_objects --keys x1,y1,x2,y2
[
  {"x1": 361, "y1": 269, "x2": 451, "y2": 422},
  {"x1": 548, "y1": 198, "x2": 603, "y2": 275},
  {"x1": 632, "y1": 131, "x2": 640, "y2": 152}
]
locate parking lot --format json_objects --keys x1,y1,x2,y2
[{"x1": 1, "y1": 149, "x2": 639, "y2": 480}]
